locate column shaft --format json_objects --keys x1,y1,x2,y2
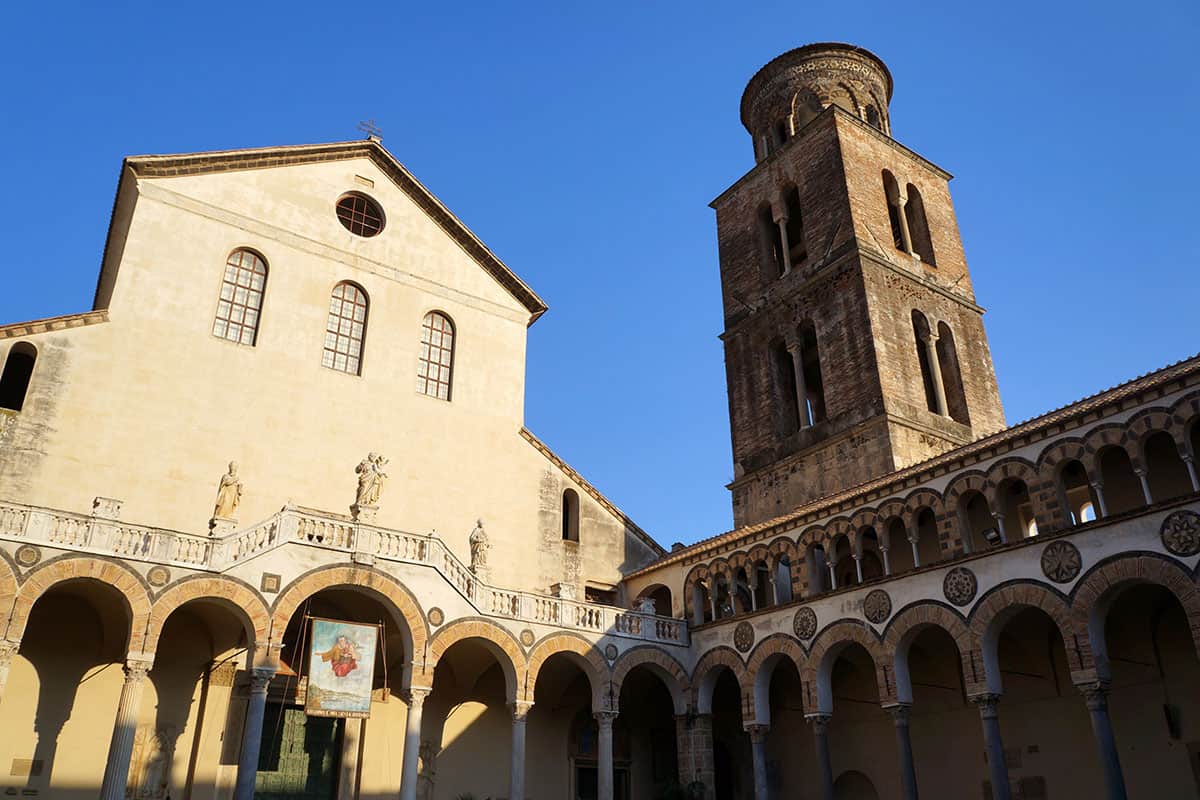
[
  {"x1": 596, "y1": 711, "x2": 618, "y2": 800},
  {"x1": 1091, "y1": 481, "x2": 1109, "y2": 517},
  {"x1": 399, "y1": 688, "x2": 430, "y2": 800},
  {"x1": 746, "y1": 725, "x2": 770, "y2": 800},
  {"x1": 910, "y1": 537, "x2": 921, "y2": 569},
  {"x1": 922, "y1": 334, "x2": 949, "y2": 417},
  {"x1": 827, "y1": 562, "x2": 838, "y2": 591},
  {"x1": 100, "y1": 658, "x2": 153, "y2": 800},
  {"x1": 0, "y1": 641, "x2": 18, "y2": 709},
  {"x1": 233, "y1": 667, "x2": 275, "y2": 800},
  {"x1": 510, "y1": 702, "x2": 532, "y2": 800},
  {"x1": 788, "y1": 345, "x2": 812, "y2": 429},
  {"x1": 776, "y1": 217, "x2": 793, "y2": 276},
  {"x1": 806, "y1": 715, "x2": 835, "y2": 800},
  {"x1": 881, "y1": 547, "x2": 891, "y2": 576},
  {"x1": 887, "y1": 705, "x2": 919, "y2": 800},
  {"x1": 1080, "y1": 683, "x2": 1128, "y2": 800},
  {"x1": 971, "y1": 694, "x2": 1011, "y2": 800},
  {"x1": 854, "y1": 555, "x2": 864, "y2": 583},
  {"x1": 895, "y1": 196, "x2": 915, "y2": 256},
  {"x1": 1135, "y1": 469, "x2": 1154, "y2": 505},
  {"x1": 1183, "y1": 456, "x2": 1200, "y2": 492}
]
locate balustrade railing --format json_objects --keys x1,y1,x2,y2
[{"x1": 0, "y1": 500, "x2": 686, "y2": 645}]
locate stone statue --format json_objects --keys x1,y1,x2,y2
[
  {"x1": 212, "y1": 462, "x2": 243, "y2": 521},
  {"x1": 355, "y1": 453, "x2": 388, "y2": 507},
  {"x1": 469, "y1": 520, "x2": 489, "y2": 573}
]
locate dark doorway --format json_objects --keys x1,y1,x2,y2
[{"x1": 255, "y1": 705, "x2": 343, "y2": 800}]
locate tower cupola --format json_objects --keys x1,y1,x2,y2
[{"x1": 740, "y1": 42, "x2": 893, "y2": 161}]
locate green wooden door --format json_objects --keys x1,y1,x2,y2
[{"x1": 255, "y1": 705, "x2": 343, "y2": 800}]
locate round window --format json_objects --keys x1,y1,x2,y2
[{"x1": 335, "y1": 193, "x2": 385, "y2": 237}]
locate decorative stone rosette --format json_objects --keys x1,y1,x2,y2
[
  {"x1": 734, "y1": 621, "x2": 755, "y2": 653},
  {"x1": 1160, "y1": 510, "x2": 1200, "y2": 557},
  {"x1": 793, "y1": 607, "x2": 817, "y2": 640},
  {"x1": 427, "y1": 607, "x2": 445, "y2": 627},
  {"x1": 862, "y1": 590, "x2": 892, "y2": 624},
  {"x1": 1040, "y1": 541, "x2": 1082, "y2": 583},
  {"x1": 943, "y1": 567, "x2": 978, "y2": 607}
]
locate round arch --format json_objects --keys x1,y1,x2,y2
[
  {"x1": 746, "y1": 633, "x2": 807, "y2": 724},
  {"x1": 145, "y1": 575, "x2": 271, "y2": 659},
  {"x1": 690, "y1": 646, "x2": 749, "y2": 714},
  {"x1": 424, "y1": 617, "x2": 527, "y2": 703},
  {"x1": 803, "y1": 620, "x2": 887, "y2": 714},
  {"x1": 526, "y1": 632, "x2": 609, "y2": 708},
  {"x1": 610, "y1": 645, "x2": 689, "y2": 714},
  {"x1": 969, "y1": 581, "x2": 1087, "y2": 693},
  {"x1": 883, "y1": 602, "x2": 974, "y2": 702},
  {"x1": 7, "y1": 557, "x2": 152, "y2": 653}
]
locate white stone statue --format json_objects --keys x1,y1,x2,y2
[
  {"x1": 355, "y1": 453, "x2": 388, "y2": 507},
  {"x1": 468, "y1": 520, "x2": 489, "y2": 573},
  {"x1": 212, "y1": 462, "x2": 243, "y2": 521}
]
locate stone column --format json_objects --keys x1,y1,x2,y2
[
  {"x1": 746, "y1": 724, "x2": 770, "y2": 800},
  {"x1": 920, "y1": 332, "x2": 949, "y2": 417},
  {"x1": 1091, "y1": 480, "x2": 1109, "y2": 518},
  {"x1": 880, "y1": 545, "x2": 892, "y2": 576},
  {"x1": 709, "y1": 591, "x2": 719, "y2": 623},
  {"x1": 970, "y1": 694, "x2": 1011, "y2": 800},
  {"x1": 510, "y1": 701, "x2": 533, "y2": 800},
  {"x1": 595, "y1": 711, "x2": 618, "y2": 800},
  {"x1": 787, "y1": 344, "x2": 813, "y2": 429},
  {"x1": 676, "y1": 713, "x2": 714, "y2": 799},
  {"x1": 233, "y1": 666, "x2": 276, "y2": 800},
  {"x1": 0, "y1": 640, "x2": 18, "y2": 708},
  {"x1": 826, "y1": 561, "x2": 838, "y2": 591},
  {"x1": 894, "y1": 194, "x2": 915, "y2": 256},
  {"x1": 1182, "y1": 455, "x2": 1200, "y2": 492},
  {"x1": 853, "y1": 554, "x2": 864, "y2": 583},
  {"x1": 399, "y1": 687, "x2": 430, "y2": 800},
  {"x1": 1134, "y1": 468, "x2": 1154, "y2": 506},
  {"x1": 991, "y1": 511, "x2": 1009, "y2": 545},
  {"x1": 1078, "y1": 682, "x2": 1127, "y2": 800},
  {"x1": 775, "y1": 214, "x2": 794, "y2": 276},
  {"x1": 908, "y1": 535, "x2": 921, "y2": 569},
  {"x1": 99, "y1": 657, "x2": 154, "y2": 800},
  {"x1": 806, "y1": 714, "x2": 835, "y2": 800},
  {"x1": 886, "y1": 704, "x2": 919, "y2": 800}
]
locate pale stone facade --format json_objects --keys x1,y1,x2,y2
[{"x1": 0, "y1": 42, "x2": 1197, "y2": 800}]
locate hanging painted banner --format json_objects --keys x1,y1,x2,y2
[{"x1": 305, "y1": 618, "x2": 379, "y2": 718}]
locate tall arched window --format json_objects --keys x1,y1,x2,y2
[
  {"x1": 911, "y1": 311, "x2": 939, "y2": 413},
  {"x1": 904, "y1": 184, "x2": 936, "y2": 266},
  {"x1": 758, "y1": 204, "x2": 785, "y2": 279},
  {"x1": 797, "y1": 322, "x2": 827, "y2": 423},
  {"x1": 935, "y1": 322, "x2": 970, "y2": 425},
  {"x1": 769, "y1": 339, "x2": 800, "y2": 436},
  {"x1": 213, "y1": 249, "x2": 268, "y2": 346},
  {"x1": 322, "y1": 282, "x2": 368, "y2": 375},
  {"x1": 882, "y1": 170, "x2": 905, "y2": 251},
  {"x1": 783, "y1": 186, "x2": 807, "y2": 266},
  {"x1": 417, "y1": 312, "x2": 455, "y2": 400},
  {"x1": 0, "y1": 342, "x2": 37, "y2": 411},
  {"x1": 562, "y1": 489, "x2": 580, "y2": 542}
]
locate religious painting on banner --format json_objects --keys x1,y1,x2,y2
[{"x1": 305, "y1": 618, "x2": 379, "y2": 718}]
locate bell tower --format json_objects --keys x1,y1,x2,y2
[{"x1": 714, "y1": 43, "x2": 1005, "y2": 527}]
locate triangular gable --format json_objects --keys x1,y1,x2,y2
[{"x1": 111, "y1": 139, "x2": 547, "y2": 324}]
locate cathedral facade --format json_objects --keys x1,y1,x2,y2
[{"x1": 0, "y1": 42, "x2": 1197, "y2": 800}]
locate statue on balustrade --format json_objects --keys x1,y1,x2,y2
[
  {"x1": 355, "y1": 452, "x2": 388, "y2": 507},
  {"x1": 469, "y1": 519, "x2": 489, "y2": 575},
  {"x1": 212, "y1": 461, "x2": 243, "y2": 521}
]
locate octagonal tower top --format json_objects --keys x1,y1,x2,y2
[{"x1": 741, "y1": 42, "x2": 893, "y2": 161}]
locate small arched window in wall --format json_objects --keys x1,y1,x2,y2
[
  {"x1": 213, "y1": 249, "x2": 268, "y2": 346},
  {"x1": 770, "y1": 340, "x2": 800, "y2": 436},
  {"x1": 797, "y1": 322, "x2": 827, "y2": 423},
  {"x1": 0, "y1": 342, "x2": 37, "y2": 411},
  {"x1": 758, "y1": 205, "x2": 785, "y2": 279},
  {"x1": 322, "y1": 282, "x2": 368, "y2": 375},
  {"x1": 935, "y1": 322, "x2": 970, "y2": 425},
  {"x1": 882, "y1": 171, "x2": 906, "y2": 251},
  {"x1": 417, "y1": 312, "x2": 455, "y2": 400},
  {"x1": 562, "y1": 488, "x2": 580, "y2": 542},
  {"x1": 904, "y1": 184, "x2": 936, "y2": 266},
  {"x1": 865, "y1": 105, "x2": 882, "y2": 131},
  {"x1": 783, "y1": 187, "x2": 807, "y2": 266},
  {"x1": 911, "y1": 311, "x2": 939, "y2": 414}
]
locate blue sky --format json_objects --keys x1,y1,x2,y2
[{"x1": 1, "y1": 1, "x2": 1196, "y2": 546}]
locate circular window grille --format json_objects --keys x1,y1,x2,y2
[{"x1": 335, "y1": 193, "x2": 385, "y2": 237}]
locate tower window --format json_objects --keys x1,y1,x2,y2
[
  {"x1": 322, "y1": 282, "x2": 368, "y2": 375},
  {"x1": 774, "y1": 120, "x2": 789, "y2": 146},
  {"x1": 911, "y1": 310, "x2": 939, "y2": 413},
  {"x1": 882, "y1": 171, "x2": 905, "y2": 251},
  {"x1": 770, "y1": 340, "x2": 800, "y2": 436},
  {"x1": 904, "y1": 184, "x2": 936, "y2": 266},
  {"x1": 0, "y1": 342, "x2": 37, "y2": 412},
  {"x1": 335, "y1": 193, "x2": 385, "y2": 238},
  {"x1": 865, "y1": 105, "x2": 882, "y2": 130},
  {"x1": 562, "y1": 488, "x2": 580, "y2": 541},
  {"x1": 758, "y1": 205, "x2": 785, "y2": 279},
  {"x1": 783, "y1": 187, "x2": 807, "y2": 265},
  {"x1": 936, "y1": 321, "x2": 970, "y2": 425},
  {"x1": 797, "y1": 322, "x2": 827, "y2": 423},
  {"x1": 417, "y1": 311, "x2": 455, "y2": 401},
  {"x1": 213, "y1": 249, "x2": 267, "y2": 346}
]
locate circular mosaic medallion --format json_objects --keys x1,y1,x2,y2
[
  {"x1": 604, "y1": 643, "x2": 619, "y2": 662},
  {"x1": 1161, "y1": 510, "x2": 1200, "y2": 557},
  {"x1": 146, "y1": 566, "x2": 170, "y2": 588},
  {"x1": 733, "y1": 621, "x2": 755, "y2": 653},
  {"x1": 520, "y1": 629, "x2": 536, "y2": 648},
  {"x1": 943, "y1": 567, "x2": 978, "y2": 607},
  {"x1": 427, "y1": 607, "x2": 445, "y2": 627},
  {"x1": 862, "y1": 589, "x2": 892, "y2": 624},
  {"x1": 793, "y1": 607, "x2": 818, "y2": 640},
  {"x1": 1040, "y1": 541, "x2": 1082, "y2": 583},
  {"x1": 14, "y1": 544, "x2": 41, "y2": 567}
]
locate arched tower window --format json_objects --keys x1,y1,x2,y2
[
  {"x1": 418, "y1": 312, "x2": 455, "y2": 401},
  {"x1": 882, "y1": 171, "x2": 906, "y2": 251},
  {"x1": 865, "y1": 105, "x2": 881, "y2": 130},
  {"x1": 0, "y1": 342, "x2": 37, "y2": 411},
  {"x1": 911, "y1": 311, "x2": 939, "y2": 414},
  {"x1": 797, "y1": 322, "x2": 827, "y2": 423},
  {"x1": 769, "y1": 340, "x2": 800, "y2": 436},
  {"x1": 562, "y1": 489, "x2": 580, "y2": 542},
  {"x1": 213, "y1": 249, "x2": 267, "y2": 346},
  {"x1": 935, "y1": 322, "x2": 970, "y2": 425},
  {"x1": 904, "y1": 184, "x2": 936, "y2": 266},
  {"x1": 758, "y1": 205, "x2": 785, "y2": 279},
  {"x1": 783, "y1": 186, "x2": 807, "y2": 266},
  {"x1": 773, "y1": 120, "x2": 790, "y2": 147},
  {"x1": 322, "y1": 282, "x2": 368, "y2": 375}
]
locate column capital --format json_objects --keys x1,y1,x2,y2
[
  {"x1": 406, "y1": 686, "x2": 432, "y2": 708},
  {"x1": 804, "y1": 713, "x2": 832, "y2": 733},
  {"x1": 1090, "y1": 479, "x2": 1105, "y2": 490},
  {"x1": 918, "y1": 329, "x2": 939, "y2": 345},
  {"x1": 1075, "y1": 680, "x2": 1111, "y2": 711},
  {"x1": 883, "y1": 702, "x2": 912, "y2": 724},
  {"x1": 124, "y1": 657, "x2": 154, "y2": 682},
  {"x1": 968, "y1": 692, "x2": 1002, "y2": 718},
  {"x1": 1182, "y1": 453, "x2": 1195, "y2": 464},
  {"x1": 0, "y1": 640, "x2": 18, "y2": 665},
  {"x1": 248, "y1": 666, "x2": 276, "y2": 693},
  {"x1": 593, "y1": 710, "x2": 619, "y2": 726},
  {"x1": 510, "y1": 700, "x2": 534, "y2": 722},
  {"x1": 1133, "y1": 467, "x2": 1148, "y2": 478},
  {"x1": 744, "y1": 723, "x2": 770, "y2": 743}
]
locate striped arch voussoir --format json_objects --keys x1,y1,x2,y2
[
  {"x1": 690, "y1": 645, "x2": 750, "y2": 706},
  {"x1": 525, "y1": 632, "x2": 609, "y2": 706},
  {"x1": 969, "y1": 582, "x2": 1090, "y2": 676},
  {"x1": 423, "y1": 618, "x2": 528, "y2": 692},
  {"x1": 145, "y1": 575, "x2": 270, "y2": 656}
]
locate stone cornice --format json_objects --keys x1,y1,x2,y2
[{"x1": 0, "y1": 310, "x2": 109, "y2": 340}]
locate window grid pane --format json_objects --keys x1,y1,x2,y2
[
  {"x1": 323, "y1": 283, "x2": 368, "y2": 374},
  {"x1": 212, "y1": 250, "x2": 267, "y2": 346},
  {"x1": 417, "y1": 312, "x2": 454, "y2": 400},
  {"x1": 335, "y1": 194, "x2": 384, "y2": 237}
]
